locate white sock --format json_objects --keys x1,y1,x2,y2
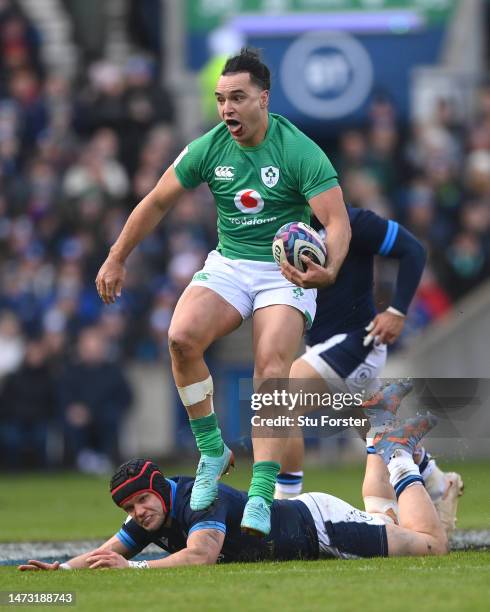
[
  {"x1": 387, "y1": 449, "x2": 424, "y2": 498},
  {"x1": 275, "y1": 471, "x2": 303, "y2": 497}
]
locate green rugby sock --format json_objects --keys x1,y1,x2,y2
[
  {"x1": 189, "y1": 413, "x2": 224, "y2": 457},
  {"x1": 248, "y1": 461, "x2": 281, "y2": 506}
]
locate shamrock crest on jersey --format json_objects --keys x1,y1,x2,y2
[{"x1": 261, "y1": 166, "x2": 280, "y2": 188}]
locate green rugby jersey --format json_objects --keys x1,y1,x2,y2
[{"x1": 173, "y1": 113, "x2": 338, "y2": 261}]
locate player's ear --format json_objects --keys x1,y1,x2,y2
[{"x1": 260, "y1": 90, "x2": 269, "y2": 108}]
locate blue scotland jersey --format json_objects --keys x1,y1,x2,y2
[
  {"x1": 306, "y1": 206, "x2": 424, "y2": 346},
  {"x1": 116, "y1": 477, "x2": 319, "y2": 563}
]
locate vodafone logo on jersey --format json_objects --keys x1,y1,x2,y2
[{"x1": 234, "y1": 189, "x2": 264, "y2": 214}]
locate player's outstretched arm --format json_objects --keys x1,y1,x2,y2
[
  {"x1": 18, "y1": 535, "x2": 132, "y2": 571},
  {"x1": 96, "y1": 165, "x2": 186, "y2": 304},
  {"x1": 85, "y1": 529, "x2": 225, "y2": 569},
  {"x1": 364, "y1": 225, "x2": 426, "y2": 346}
]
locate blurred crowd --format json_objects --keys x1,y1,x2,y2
[
  {"x1": 0, "y1": 0, "x2": 488, "y2": 469},
  {"x1": 0, "y1": 0, "x2": 214, "y2": 470},
  {"x1": 336, "y1": 93, "x2": 490, "y2": 338}
]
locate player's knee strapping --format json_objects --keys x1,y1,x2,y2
[
  {"x1": 177, "y1": 375, "x2": 214, "y2": 411},
  {"x1": 364, "y1": 496, "x2": 399, "y2": 525}
]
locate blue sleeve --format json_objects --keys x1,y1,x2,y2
[
  {"x1": 117, "y1": 519, "x2": 153, "y2": 556},
  {"x1": 182, "y1": 500, "x2": 228, "y2": 537},
  {"x1": 349, "y1": 208, "x2": 391, "y2": 255},
  {"x1": 349, "y1": 208, "x2": 426, "y2": 313},
  {"x1": 384, "y1": 224, "x2": 426, "y2": 314}
]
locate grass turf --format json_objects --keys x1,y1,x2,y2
[
  {"x1": 1, "y1": 459, "x2": 489, "y2": 541},
  {"x1": 0, "y1": 461, "x2": 488, "y2": 612},
  {"x1": 0, "y1": 552, "x2": 488, "y2": 612}
]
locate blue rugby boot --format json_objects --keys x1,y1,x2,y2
[
  {"x1": 363, "y1": 378, "x2": 414, "y2": 435},
  {"x1": 373, "y1": 414, "x2": 438, "y2": 464},
  {"x1": 190, "y1": 444, "x2": 234, "y2": 511},
  {"x1": 240, "y1": 496, "x2": 271, "y2": 537}
]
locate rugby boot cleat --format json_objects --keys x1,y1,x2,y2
[
  {"x1": 241, "y1": 496, "x2": 271, "y2": 537},
  {"x1": 373, "y1": 414, "x2": 438, "y2": 464},
  {"x1": 363, "y1": 378, "x2": 414, "y2": 433},
  {"x1": 190, "y1": 444, "x2": 234, "y2": 511},
  {"x1": 433, "y1": 472, "x2": 464, "y2": 538}
]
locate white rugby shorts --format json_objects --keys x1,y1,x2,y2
[
  {"x1": 189, "y1": 250, "x2": 317, "y2": 328},
  {"x1": 296, "y1": 492, "x2": 389, "y2": 559}
]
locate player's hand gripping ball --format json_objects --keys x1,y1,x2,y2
[{"x1": 272, "y1": 222, "x2": 327, "y2": 272}]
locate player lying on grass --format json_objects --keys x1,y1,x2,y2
[
  {"x1": 278, "y1": 380, "x2": 464, "y2": 538},
  {"x1": 19, "y1": 411, "x2": 449, "y2": 571},
  {"x1": 355, "y1": 381, "x2": 463, "y2": 536}
]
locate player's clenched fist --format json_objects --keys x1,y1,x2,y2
[
  {"x1": 280, "y1": 256, "x2": 337, "y2": 289},
  {"x1": 95, "y1": 255, "x2": 126, "y2": 305}
]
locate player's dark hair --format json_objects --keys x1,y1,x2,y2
[{"x1": 222, "y1": 47, "x2": 270, "y2": 90}]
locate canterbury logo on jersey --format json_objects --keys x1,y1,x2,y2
[{"x1": 215, "y1": 166, "x2": 235, "y2": 180}]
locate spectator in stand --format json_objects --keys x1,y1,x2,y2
[
  {"x1": 460, "y1": 200, "x2": 490, "y2": 258},
  {"x1": 365, "y1": 122, "x2": 400, "y2": 197},
  {"x1": 402, "y1": 265, "x2": 452, "y2": 341},
  {"x1": 0, "y1": 1, "x2": 42, "y2": 80},
  {"x1": 438, "y1": 231, "x2": 489, "y2": 301},
  {"x1": 0, "y1": 310, "x2": 24, "y2": 381},
  {"x1": 8, "y1": 68, "x2": 47, "y2": 149},
  {"x1": 343, "y1": 168, "x2": 391, "y2": 219},
  {"x1": 120, "y1": 56, "x2": 174, "y2": 174},
  {"x1": 62, "y1": 128, "x2": 129, "y2": 204},
  {"x1": 0, "y1": 337, "x2": 56, "y2": 468},
  {"x1": 335, "y1": 129, "x2": 367, "y2": 178},
  {"x1": 58, "y1": 325, "x2": 133, "y2": 473}
]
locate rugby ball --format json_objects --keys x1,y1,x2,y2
[{"x1": 272, "y1": 222, "x2": 327, "y2": 272}]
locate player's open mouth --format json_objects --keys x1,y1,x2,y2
[{"x1": 226, "y1": 119, "x2": 243, "y2": 136}]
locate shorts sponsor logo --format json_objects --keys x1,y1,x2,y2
[
  {"x1": 355, "y1": 365, "x2": 374, "y2": 384},
  {"x1": 346, "y1": 508, "x2": 374, "y2": 522},
  {"x1": 261, "y1": 166, "x2": 280, "y2": 188},
  {"x1": 215, "y1": 166, "x2": 235, "y2": 180},
  {"x1": 292, "y1": 287, "x2": 305, "y2": 299},
  {"x1": 234, "y1": 189, "x2": 264, "y2": 214},
  {"x1": 193, "y1": 272, "x2": 210, "y2": 281}
]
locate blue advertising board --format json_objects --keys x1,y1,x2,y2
[{"x1": 250, "y1": 28, "x2": 444, "y2": 131}]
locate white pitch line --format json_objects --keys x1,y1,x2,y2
[{"x1": 0, "y1": 531, "x2": 488, "y2": 565}]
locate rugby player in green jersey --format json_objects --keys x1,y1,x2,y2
[{"x1": 96, "y1": 48, "x2": 351, "y2": 536}]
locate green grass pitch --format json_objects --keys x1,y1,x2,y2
[{"x1": 0, "y1": 460, "x2": 488, "y2": 612}]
